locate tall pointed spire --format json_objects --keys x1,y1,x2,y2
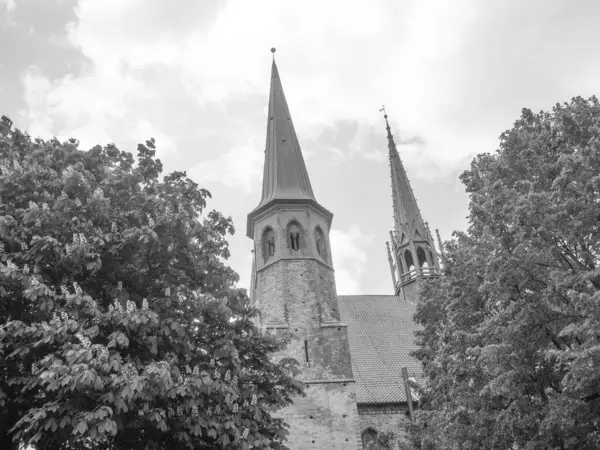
[
  {"x1": 247, "y1": 49, "x2": 331, "y2": 237},
  {"x1": 382, "y1": 107, "x2": 441, "y2": 297},
  {"x1": 384, "y1": 110, "x2": 425, "y2": 235}
]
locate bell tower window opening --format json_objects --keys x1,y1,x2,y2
[
  {"x1": 286, "y1": 221, "x2": 304, "y2": 251},
  {"x1": 417, "y1": 247, "x2": 428, "y2": 267},
  {"x1": 314, "y1": 226, "x2": 328, "y2": 261},
  {"x1": 262, "y1": 227, "x2": 275, "y2": 262},
  {"x1": 290, "y1": 232, "x2": 300, "y2": 250},
  {"x1": 404, "y1": 249, "x2": 414, "y2": 271}
]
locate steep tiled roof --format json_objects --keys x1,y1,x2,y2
[{"x1": 337, "y1": 295, "x2": 422, "y2": 404}]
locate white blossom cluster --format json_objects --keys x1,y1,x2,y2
[
  {"x1": 74, "y1": 198, "x2": 82, "y2": 207},
  {"x1": 21, "y1": 241, "x2": 28, "y2": 251},
  {"x1": 191, "y1": 404, "x2": 199, "y2": 417},
  {"x1": 28, "y1": 201, "x2": 38, "y2": 209},
  {"x1": 224, "y1": 370, "x2": 231, "y2": 382},
  {"x1": 76, "y1": 332, "x2": 91, "y2": 348},
  {"x1": 35, "y1": 219, "x2": 41, "y2": 227},
  {"x1": 63, "y1": 165, "x2": 74, "y2": 177},
  {"x1": 109, "y1": 299, "x2": 124, "y2": 314},
  {"x1": 100, "y1": 347, "x2": 109, "y2": 359},
  {"x1": 117, "y1": 280, "x2": 123, "y2": 292},
  {"x1": 60, "y1": 190, "x2": 67, "y2": 199},
  {"x1": 142, "y1": 298, "x2": 149, "y2": 310},
  {"x1": 242, "y1": 427, "x2": 249, "y2": 439},
  {"x1": 73, "y1": 282, "x2": 82, "y2": 296},
  {"x1": 164, "y1": 287, "x2": 171, "y2": 296},
  {"x1": 147, "y1": 214, "x2": 154, "y2": 228},
  {"x1": 72, "y1": 233, "x2": 87, "y2": 246},
  {"x1": 126, "y1": 300, "x2": 136, "y2": 313},
  {"x1": 111, "y1": 221, "x2": 117, "y2": 233},
  {"x1": 42, "y1": 202, "x2": 49, "y2": 211}
]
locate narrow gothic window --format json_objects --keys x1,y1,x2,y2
[
  {"x1": 314, "y1": 226, "x2": 328, "y2": 260},
  {"x1": 290, "y1": 232, "x2": 300, "y2": 250},
  {"x1": 262, "y1": 227, "x2": 275, "y2": 262},
  {"x1": 417, "y1": 247, "x2": 427, "y2": 267},
  {"x1": 404, "y1": 249, "x2": 414, "y2": 271},
  {"x1": 268, "y1": 238, "x2": 275, "y2": 256},
  {"x1": 287, "y1": 221, "x2": 304, "y2": 251}
]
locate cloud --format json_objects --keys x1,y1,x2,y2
[
  {"x1": 330, "y1": 224, "x2": 374, "y2": 294},
  {"x1": 1, "y1": 0, "x2": 16, "y2": 12},
  {"x1": 188, "y1": 135, "x2": 264, "y2": 194}
]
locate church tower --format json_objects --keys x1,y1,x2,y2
[
  {"x1": 247, "y1": 50, "x2": 360, "y2": 449},
  {"x1": 383, "y1": 111, "x2": 442, "y2": 302}
]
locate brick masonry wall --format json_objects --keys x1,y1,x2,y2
[
  {"x1": 400, "y1": 279, "x2": 420, "y2": 305},
  {"x1": 276, "y1": 382, "x2": 362, "y2": 449},
  {"x1": 252, "y1": 205, "x2": 361, "y2": 449},
  {"x1": 357, "y1": 404, "x2": 412, "y2": 448}
]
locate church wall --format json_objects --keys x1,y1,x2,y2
[
  {"x1": 276, "y1": 382, "x2": 362, "y2": 449},
  {"x1": 253, "y1": 216, "x2": 360, "y2": 449},
  {"x1": 357, "y1": 404, "x2": 411, "y2": 448}
]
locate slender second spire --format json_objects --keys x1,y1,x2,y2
[{"x1": 383, "y1": 110, "x2": 426, "y2": 235}]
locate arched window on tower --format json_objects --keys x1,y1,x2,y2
[
  {"x1": 262, "y1": 227, "x2": 275, "y2": 262},
  {"x1": 404, "y1": 249, "x2": 415, "y2": 274},
  {"x1": 314, "y1": 226, "x2": 328, "y2": 261},
  {"x1": 417, "y1": 247, "x2": 427, "y2": 267},
  {"x1": 287, "y1": 221, "x2": 304, "y2": 251}
]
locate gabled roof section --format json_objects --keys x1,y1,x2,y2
[
  {"x1": 338, "y1": 295, "x2": 423, "y2": 404},
  {"x1": 247, "y1": 52, "x2": 331, "y2": 237}
]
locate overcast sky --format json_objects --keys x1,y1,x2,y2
[{"x1": 2, "y1": 0, "x2": 600, "y2": 295}]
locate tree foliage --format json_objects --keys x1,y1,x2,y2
[
  {"x1": 411, "y1": 97, "x2": 600, "y2": 449},
  {"x1": 0, "y1": 116, "x2": 303, "y2": 450}
]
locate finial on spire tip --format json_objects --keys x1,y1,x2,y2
[{"x1": 271, "y1": 47, "x2": 276, "y2": 53}]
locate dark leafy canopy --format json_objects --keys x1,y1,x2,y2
[
  {"x1": 0, "y1": 116, "x2": 303, "y2": 450},
  {"x1": 411, "y1": 97, "x2": 600, "y2": 450}
]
